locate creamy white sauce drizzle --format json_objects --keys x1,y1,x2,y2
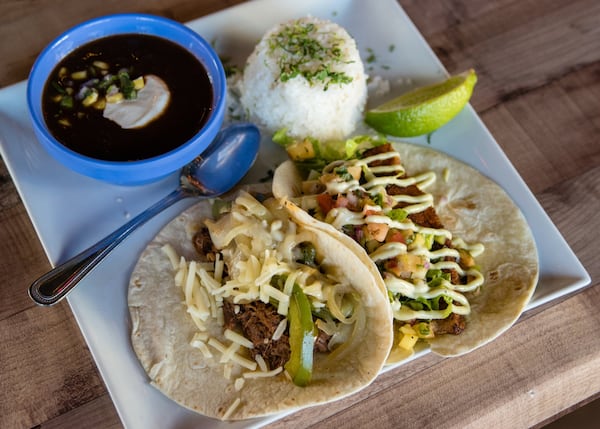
[{"x1": 301, "y1": 145, "x2": 486, "y2": 322}]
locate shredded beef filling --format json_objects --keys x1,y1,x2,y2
[
  {"x1": 314, "y1": 329, "x2": 332, "y2": 353},
  {"x1": 192, "y1": 227, "x2": 218, "y2": 262},
  {"x1": 222, "y1": 300, "x2": 291, "y2": 369}
]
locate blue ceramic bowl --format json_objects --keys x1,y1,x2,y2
[{"x1": 27, "y1": 14, "x2": 226, "y2": 186}]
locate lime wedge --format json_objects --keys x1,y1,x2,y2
[{"x1": 365, "y1": 69, "x2": 477, "y2": 137}]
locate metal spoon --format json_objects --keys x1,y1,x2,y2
[{"x1": 29, "y1": 122, "x2": 261, "y2": 306}]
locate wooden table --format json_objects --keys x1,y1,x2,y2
[{"x1": 1, "y1": 1, "x2": 598, "y2": 427}]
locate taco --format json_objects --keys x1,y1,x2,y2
[
  {"x1": 128, "y1": 189, "x2": 393, "y2": 420},
  {"x1": 273, "y1": 137, "x2": 539, "y2": 362}
]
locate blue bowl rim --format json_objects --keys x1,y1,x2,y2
[{"x1": 26, "y1": 13, "x2": 227, "y2": 183}]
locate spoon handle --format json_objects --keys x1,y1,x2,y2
[{"x1": 29, "y1": 188, "x2": 188, "y2": 306}]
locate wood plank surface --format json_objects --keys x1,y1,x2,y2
[{"x1": 0, "y1": 0, "x2": 598, "y2": 428}]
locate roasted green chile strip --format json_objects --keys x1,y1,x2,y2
[{"x1": 284, "y1": 283, "x2": 314, "y2": 386}]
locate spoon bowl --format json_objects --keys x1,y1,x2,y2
[
  {"x1": 180, "y1": 123, "x2": 261, "y2": 196},
  {"x1": 29, "y1": 122, "x2": 260, "y2": 306}
]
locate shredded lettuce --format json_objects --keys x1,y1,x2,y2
[
  {"x1": 273, "y1": 128, "x2": 294, "y2": 147},
  {"x1": 426, "y1": 269, "x2": 451, "y2": 288},
  {"x1": 273, "y1": 130, "x2": 387, "y2": 164},
  {"x1": 402, "y1": 294, "x2": 453, "y2": 319}
]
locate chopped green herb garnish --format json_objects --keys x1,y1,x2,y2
[
  {"x1": 118, "y1": 71, "x2": 137, "y2": 99},
  {"x1": 59, "y1": 95, "x2": 74, "y2": 109},
  {"x1": 60, "y1": 95, "x2": 73, "y2": 109},
  {"x1": 97, "y1": 75, "x2": 117, "y2": 90},
  {"x1": 334, "y1": 165, "x2": 353, "y2": 181},
  {"x1": 365, "y1": 48, "x2": 376, "y2": 64},
  {"x1": 371, "y1": 192, "x2": 384, "y2": 207},
  {"x1": 220, "y1": 55, "x2": 240, "y2": 78},
  {"x1": 224, "y1": 64, "x2": 240, "y2": 78},
  {"x1": 51, "y1": 81, "x2": 66, "y2": 95},
  {"x1": 269, "y1": 20, "x2": 354, "y2": 90}
]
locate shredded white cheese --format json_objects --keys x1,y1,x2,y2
[
  {"x1": 223, "y1": 363, "x2": 233, "y2": 380},
  {"x1": 222, "y1": 397, "x2": 241, "y2": 420},
  {"x1": 254, "y1": 354, "x2": 268, "y2": 372},
  {"x1": 161, "y1": 244, "x2": 179, "y2": 270},
  {"x1": 190, "y1": 340, "x2": 213, "y2": 359},
  {"x1": 219, "y1": 341, "x2": 242, "y2": 364},
  {"x1": 234, "y1": 377, "x2": 245, "y2": 391},
  {"x1": 160, "y1": 191, "x2": 360, "y2": 394},
  {"x1": 272, "y1": 318, "x2": 288, "y2": 341},
  {"x1": 224, "y1": 329, "x2": 254, "y2": 349},
  {"x1": 243, "y1": 367, "x2": 284, "y2": 379}
]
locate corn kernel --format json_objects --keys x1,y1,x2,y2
[
  {"x1": 106, "y1": 92, "x2": 124, "y2": 103},
  {"x1": 82, "y1": 90, "x2": 99, "y2": 107},
  {"x1": 58, "y1": 118, "x2": 71, "y2": 127},
  {"x1": 71, "y1": 70, "x2": 88, "y2": 80},
  {"x1": 133, "y1": 76, "x2": 145, "y2": 90},
  {"x1": 93, "y1": 97, "x2": 106, "y2": 110},
  {"x1": 92, "y1": 60, "x2": 110, "y2": 70}
]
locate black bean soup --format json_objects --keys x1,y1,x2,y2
[{"x1": 43, "y1": 34, "x2": 213, "y2": 161}]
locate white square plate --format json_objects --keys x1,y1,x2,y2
[{"x1": 0, "y1": 0, "x2": 590, "y2": 427}]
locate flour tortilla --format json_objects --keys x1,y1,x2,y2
[
  {"x1": 273, "y1": 141, "x2": 539, "y2": 359},
  {"x1": 128, "y1": 191, "x2": 393, "y2": 420}
]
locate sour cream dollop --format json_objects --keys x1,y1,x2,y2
[{"x1": 103, "y1": 74, "x2": 170, "y2": 129}]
